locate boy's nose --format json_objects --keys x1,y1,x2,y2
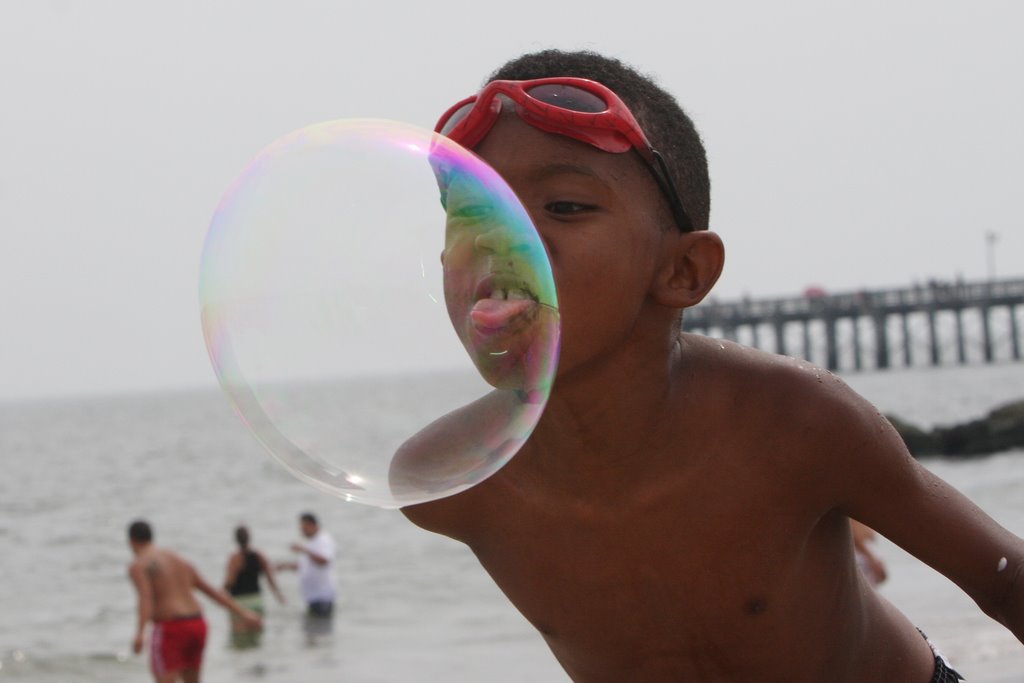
[{"x1": 474, "y1": 223, "x2": 513, "y2": 253}]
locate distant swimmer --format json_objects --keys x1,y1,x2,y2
[
  {"x1": 223, "y1": 525, "x2": 286, "y2": 648},
  {"x1": 126, "y1": 520, "x2": 261, "y2": 683},
  {"x1": 851, "y1": 519, "x2": 888, "y2": 587}
]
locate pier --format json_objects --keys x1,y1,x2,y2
[{"x1": 685, "y1": 278, "x2": 1024, "y2": 372}]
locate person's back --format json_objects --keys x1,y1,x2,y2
[
  {"x1": 227, "y1": 549, "x2": 261, "y2": 596},
  {"x1": 224, "y1": 525, "x2": 284, "y2": 604},
  {"x1": 132, "y1": 544, "x2": 205, "y2": 620}
]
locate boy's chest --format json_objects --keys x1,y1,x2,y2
[{"x1": 469, "y1": 485, "x2": 818, "y2": 650}]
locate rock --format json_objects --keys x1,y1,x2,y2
[
  {"x1": 981, "y1": 398, "x2": 1024, "y2": 454},
  {"x1": 884, "y1": 414, "x2": 940, "y2": 456},
  {"x1": 887, "y1": 399, "x2": 1024, "y2": 458}
]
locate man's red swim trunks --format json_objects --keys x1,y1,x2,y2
[{"x1": 151, "y1": 614, "x2": 207, "y2": 677}]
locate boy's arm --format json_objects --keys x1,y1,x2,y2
[
  {"x1": 127, "y1": 563, "x2": 152, "y2": 653},
  {"x1": 821, "y1": 382, "x2": 1024, "y2": 641}
]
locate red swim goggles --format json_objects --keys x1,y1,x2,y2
[{"x1": 434, "y1": 77, "x2": 694, "y2": 232}]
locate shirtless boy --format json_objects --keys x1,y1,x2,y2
[
  {"x1": 127, "y1": 520, "x2": 261, "y2": 683},
  {"x1": 401, "y1": 50, "x2": 1024, "y2": 681}
]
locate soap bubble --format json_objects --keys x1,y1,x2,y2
[{"x1": 200, "y1": 119, "x2": 559, "y2": 508}]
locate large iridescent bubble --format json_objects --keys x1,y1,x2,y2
[{"x1": 200, "y1": 119, "x2": 559, "y2": 508}]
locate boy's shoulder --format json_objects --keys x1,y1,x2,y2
[
  {"x1": 680, "y1": 333, "x2": 868, "y2": 419},
  {"x1": 677, "y1": 334, "x2": 892, "y2": 473}
]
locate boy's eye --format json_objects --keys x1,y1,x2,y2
[
  {"x1": 546, "y1": 201, "x2": 596, "y2": 215},
  {"x1": 447, "y1": 202, "x2": 495, "y2": 220}
]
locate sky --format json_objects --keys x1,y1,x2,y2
[{"x1": 1, "y1": 0, "x2": 1021, "y2": 400}]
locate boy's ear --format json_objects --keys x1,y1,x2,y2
[{"x1": 652, "y1": 230, "x2": 725, "y2": 308}]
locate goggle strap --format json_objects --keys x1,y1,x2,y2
[{"x1": 650, "y1": 150, "x2": 694, "y2": 232}]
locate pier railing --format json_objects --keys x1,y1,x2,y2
[{"x1": 685, "y1": 278, "x2": 1024, "y2": 372}]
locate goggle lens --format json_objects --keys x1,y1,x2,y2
[
  {"x1": 438, "y1": 101, "x2": 475, "y2": 137},
  {"x1": 441, "y1": 85, "x2": 609, "y2": 139},
  {"x1": 525, "y1": 84, "x2": 608, "y2": 113}
]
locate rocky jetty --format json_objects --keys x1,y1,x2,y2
[{"x1": 886, "y1": 399, "x2": 1024, "y2": 458}]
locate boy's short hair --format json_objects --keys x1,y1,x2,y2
[
  {"x1": 128, "y1": 519, "x2": 152, "y2": 542},
  {"x1": 300, "y1": 512, "x2": 318, "y2": 526},
  {"x1": 487, "y1": 49, "x2": 710, "y2": 231}
]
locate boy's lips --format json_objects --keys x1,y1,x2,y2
[{"x1": 469, "y1": 274, "x2": 538, "y2": 333}]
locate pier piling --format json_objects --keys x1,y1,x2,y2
[{"x1": 685, "y1": 278, "x2": 1024, "y2": 373}]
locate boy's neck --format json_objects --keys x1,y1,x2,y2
[{"x1": 517, "y1": 330, "x2": 693, "y2": 490}]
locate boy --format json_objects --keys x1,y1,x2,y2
[{"x1": 401, "y1": 49, "x2": 1023, "y2": 681}]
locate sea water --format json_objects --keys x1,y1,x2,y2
[{"x1": 1, "y1": 363, "x2": 1022, "y2": 681}]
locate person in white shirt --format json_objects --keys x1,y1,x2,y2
[{"x1": 278, "y1": 512, "x2": 337, "y2": 616}]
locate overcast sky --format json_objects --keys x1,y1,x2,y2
[{"x1": 1, "y1": 1, "x2": 1021, "y2": 400}]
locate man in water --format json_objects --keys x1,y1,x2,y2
[
  {"x1": 277, "y1": 512, "x2": 337, "y2": 617},
  {"x1": 126, "y1": 519, "x2": 261, "y2": 683}
]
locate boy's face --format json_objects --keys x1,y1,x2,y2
[
  {"x1": 452, "y1": 111, "x2": 672, "y2": 379},
  {"x1": 439, "y1": 141, "x2": 557, "y2": 392}
]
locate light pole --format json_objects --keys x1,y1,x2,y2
[{"x1": 986, "y1": 231, "x2": 998, "y2": 281}]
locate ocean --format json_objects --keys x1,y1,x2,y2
[{"x1": 1, "y1": 363, "x2": 1023, "y2": 681}]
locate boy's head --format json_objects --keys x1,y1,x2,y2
[
  {"x1": 435, "y1": 49, "x2": 723, "y2": 378},
  {"x1": 442, "y1": 49, "x2": 710, "y2": 232}
]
